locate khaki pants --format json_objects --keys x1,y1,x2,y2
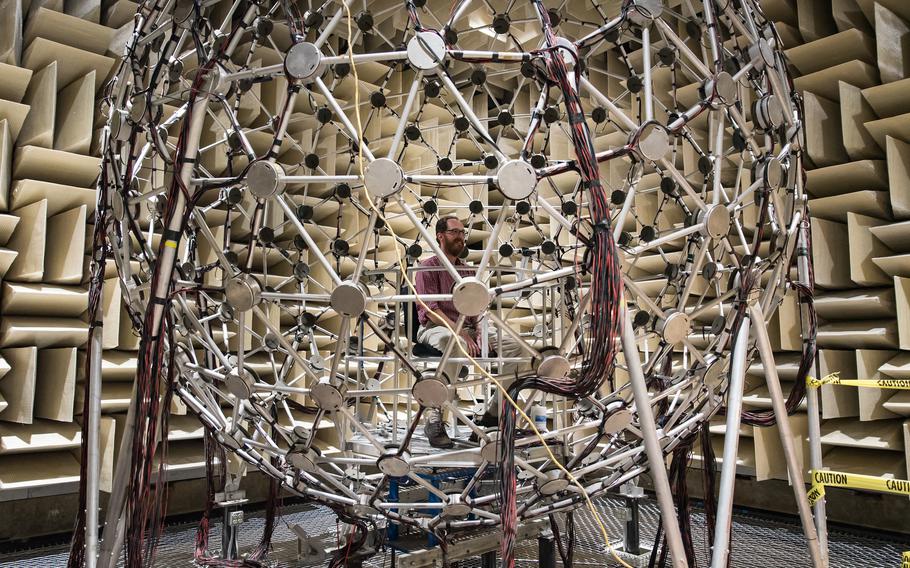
[{"x1": 416, "y1": 323, "x2": 528, "y2": 390}]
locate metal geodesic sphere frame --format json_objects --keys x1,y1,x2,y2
[{"x1": 96, "y1": 0, "x2": 814, "y2": 562}]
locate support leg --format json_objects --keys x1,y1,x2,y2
[
  {"x1": 624, "y1": 491, "x2": 642, "y2": 555},
  {"x1": 799, "y1": 223, "x2": 829, "y2": 565},
  {"x1": 481, "y1": 551, "x2": 497, "y2": 568},
  {"x1": 84, "y1": 312, "x2": 103, "y2": 568},
  {"x1": 388, "y1": 479, "x2": 400, "y2": 541},
  {"x1": 710, "y1": 316, "x2": 751, "y2": 568},
  {"x1": 538, "y1": 530, "x2": 556, "y2": 568},
  {"x1": 807, "y1": 359, "x2": 829, "y2": 564},
  {"x1": 97, "y1": 385, "x2": 137, "y2": 568},
  {"x1": 749, "y1": 304, "x2": 824, "y2": 567},
  {"x1": 221, "y1": 504, "x2": 241, "y2": 560},
  {"x1": 621, "y1": 312, "x2": 688, "y2": 568}
]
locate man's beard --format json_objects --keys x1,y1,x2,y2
[{"x1": 444, "y1": 240, "x2": 464, "y2": 257}]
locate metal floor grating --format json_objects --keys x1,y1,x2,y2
[{"x1": 2, "y1": 495, "x2": 908, "y2": 567}]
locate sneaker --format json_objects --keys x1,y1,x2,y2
[
  {"x1": 424, "y1": 408, "x2": 454, "y2": 449},
  {"x1": 476, "y1": 408, "x2": 498, "y2": 428},
  {"x1": 469, "y1": 409, "x2": 499, "y2": 443}
]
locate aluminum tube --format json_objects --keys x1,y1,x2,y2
[
  {"x1": 475, "y1": 200, "x2": 511, "y2": 277},
  {"x1": 642, "y1": 25, "x2": 654, "y2": 122},
  {"x1": 558, "y1": 291, "x2": 590, "y2": 355},
  {"x1": 613, "y1": 164, "x2": 642, "y2": 240},
  {"x1": 621, "y1": 312, "x2": 688, "y2": 567},
  {"x1": 799, "y1": 224, "x2": 828, "y2": 563},
  {"x1": 432, "y1": 315, "x2": 466, "y2": 382},
  {"x1": 84, "y1": 323, "x2": 104, "y2": 568},
  {"x1": 806, "y1": 365, "x2": 828, "y2": 562},
  {"x1": 437, "y1": 72, "x2": 507, "y2": 161},
  {"x1": 629, "y1": 223, "x2": 705, "y2": 255},
  {"x1": 350, "y1": 209, "x2": 378, "y2": 282},
  {"x1": 749, "y1": 304, "x2": 824, "y2": 567},
  {"x1": 406, "y1": 174, "x2": 492, "y2": 184},
  {"x1": 579, "y1": 76, "x2": 638, "y2": 131},
  {"x1": 450, "y1": 50, "x2": 534, "y2": 61},
  {"x1": 315, "y1": 0, "x2": 355, "y2": 48},
  {"x1": 370, "y1": 293, "x2": 452, "y2": 302},
  {"x1": 710, "y1": 316, "x2": 750, "y2": 568},
  {"x1": 534, "y1": 195, "x2": 573, "y2": 233},
  {"x1": 220, "y1": 63, "x2": 283, "y2": 83},
  {"x1": 277, "y1": 196, "x2": 344, "y2": 286},
  {"x1": 658, "y1": 157, "x2": 709, "y2": 211},
  {"x1": 281, "y1": 175, "x2": 360, "y2": 183},
  {"x1": 102, "y1": 82, "x2": 212, "y2": 568},
  {"x1": 314, "y1": 77, "x2": 376, "y2": 162},
  {"x1": 487, "y1": 311, "x2": 542, "y2": 358},
  {"x1": 322, "y1": 51, "x2": 408, "y2": 65},
  {"x1": 627, "y1": 222, "x2": 705, "y2": 256},
  {"x1": 387, "y1": 71, "x2": 424, "y2": 159},
  {"x1": 448, "y1": 0, "x2": 473, "y2": 26},
  {"x1": 97, "y1": 386, "x2": 137, "y2": 568},
  {"x1": 492, "y1": 265, "x2": 575, "y2": 294},
  {"x1": 575, "y1": 14, "x2": 625, "y2": 47},
  {"x1": 655, "y1": 18, "x2": 711, "y2": 77}
]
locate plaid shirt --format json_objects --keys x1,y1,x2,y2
[{"x1": 414, "y1": 255, "x2": 479, "y2": 329}]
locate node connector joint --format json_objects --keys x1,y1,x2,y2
[
  {"x1": 246, "y1": 160, "x2": 287, "y2": 199},
  {"x1": 311, "y1": 376, "x2": 346, "y2": 411},
  {"x1": 285, "y1": 42, "x2": 325, "y2": 82},
  {"x1": 364, "y1": 157, "x2": 405, "y2": 199},
  {"x1": 452, "y1": 277, "x2": 491, "y2": 317},
  {"x1": 406, "y1": 31, "x2": 447, "y2": 73},
  {"x1": 631, "y1": 121, "x2": 670, "y2": 162},
  {"x1": 497, "y1": 160, "x2": 538, "y2": 200}
]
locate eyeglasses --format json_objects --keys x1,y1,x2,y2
[{"x1": 442, "y1": 229, "x2": 468, "y2": 237}]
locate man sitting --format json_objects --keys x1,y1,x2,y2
[{"x1": 414, "y1": 215, "x2": 525, "y2": 448}]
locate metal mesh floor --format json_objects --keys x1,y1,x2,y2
[{"x1": 2, "y1": 495, "x2": 908, "y2": 567}]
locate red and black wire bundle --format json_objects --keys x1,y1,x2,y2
[
  {"x1": 122, "y1": 9, "x2": 254, "y2": 566},
  {"x1": 497, "y1": 3, "x2": 624, "y2": 566}
]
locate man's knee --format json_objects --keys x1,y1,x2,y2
[
  {"x1": 494, "y1": 334, "x2": 524, "y2": 357},
  {"x1": 420, "y1": 327, "x2": 457, "y2": 350}
]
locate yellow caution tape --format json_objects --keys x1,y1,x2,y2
[
  {"x1": 807, "y1": 372, "x2": 910, "y2": 390},
  {"x1": 902, "y1": 551, "x2": 910, "y2": 568},
  {"x1": 164, "y1": 240, "x2": 178, "y2": 249},
  {"x1": 808, "y1": 469, "x2": 910, "y2": 506}
]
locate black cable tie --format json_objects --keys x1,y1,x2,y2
[
  {"x1": 151, "y1": 297, "x2": 168, "y2": 305},
  {"x1": 593, "y1": 219, "x2": 610, "y2": 233},
  {"x1": 163, "y1": 229, "x2": 182, "y2": 242}
]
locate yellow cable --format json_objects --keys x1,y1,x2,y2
[{"x1": 339, "y1": 9, "x2": 632, "y2": 567}]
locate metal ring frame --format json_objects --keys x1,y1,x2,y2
[{"x1": 94, "y1": 0, "x2": 815, "y2": 563}]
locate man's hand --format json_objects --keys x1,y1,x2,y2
[{"x1": 459, "y1": 330, "x2": 480, "y2": 357}]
